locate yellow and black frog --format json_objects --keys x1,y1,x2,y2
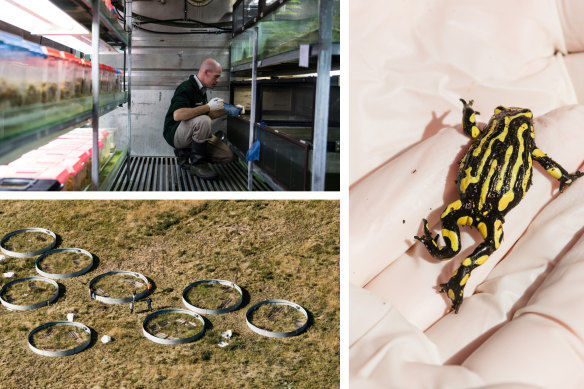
[{"x1": 415, "y1": 99, "x2": 583, "y2": 313}]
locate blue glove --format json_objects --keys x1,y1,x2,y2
[{"x1": 224, "y1": 103, "x2": 243, "y2": 117}]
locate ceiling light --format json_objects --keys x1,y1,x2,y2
[
  {"x1": 0, "y1": 0, "x2": 89, "y2": 35},
  {"x1": 0, "y1": 0, "x2": 118, "y2": 54}
]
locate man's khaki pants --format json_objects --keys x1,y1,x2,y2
[{"x1": 173, "y1": 115, "x2": 233, "y2": 164}]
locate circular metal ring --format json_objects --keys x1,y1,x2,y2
[
  {"x1": 142, "y1": 308, "x2": 206, "y2": 345},
  {"x1": 89, "y1": 270, "x2": 149, "y2": 304},
  {"x1": 28, "y1": 321, "x2": 92, "y2": 357},
  {"x1": 246, "y1": 299, "x2": 309, "y2": 338},
  {"x1": 0, "y1": 276, "x2": 60, "y2": 311},
  {"x1": 35, "y1": 248, "x2": 94, "y2": 279},
  {"x1": 0, "y1": 228, "x2": 57, "y2": 258},
  {"x1": 182, "y1": 279, "x2": 243, "y2": 315}
]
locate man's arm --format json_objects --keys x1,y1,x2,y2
[
  {"x1": 209, "y1": 109, "x2": 226, "y2": 119},
  {"x1": 173, "y1": 98, "x2": 226, "y2": 121},
  {"x1": 173, "y1": 104, "x2": 211, "y2": 121}
]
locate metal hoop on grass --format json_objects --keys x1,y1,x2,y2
[
  {"x1": 246, "y1": 299, "x2": 309, "y2": 338},
  {"x1": 36, "y1": 248, "x2": 94, "y2": 279},
  {"x1": 0, "y1": 228, "x2": 57, "y2": 258},
  {"x1": 142, "y1": 308, "x2": 206, "y2": 345},
  {"x1": 0, "y1": 276, "x2": 60, "y2": 311},
  {"x1": 89, "y1": 270, "x2": 149, "y2": 304},
  {"x1": 28, "y1": 321, "x2": 92, "y2": 357},
  {"x1": 182, "y1": 279, "x2": 243, "y2": 315}
]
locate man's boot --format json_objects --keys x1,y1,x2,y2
[
  {"x1": 189, "y1": 141, "x2": 217, "y2": 179},
  {"x1": 173, "y1": 148, "x2": 191, "y2": 170}
]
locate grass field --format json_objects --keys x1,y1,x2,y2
[{"x1": 0, "y1": 200, "x2": 340, "y2": 388}]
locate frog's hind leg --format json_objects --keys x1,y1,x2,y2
[
  {"x1": 414, "y1": 200, "x2": 467, "y2": 260},
  {"x1": 440, "y1": 218, "x2": 503, "y2": 313},
  {"x1": 460, "y1": 98, "x2": 481, "y2": 139}
]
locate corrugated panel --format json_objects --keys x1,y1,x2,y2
[{"x1": 108, "y1": 157, "x2": 272, "y2": 191}]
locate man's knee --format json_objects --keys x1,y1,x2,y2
[{"x1": 190, "y1": 115, "x2": 212, "y2": 142}]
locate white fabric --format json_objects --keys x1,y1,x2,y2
[
  {"x1": 556, "y1": 0, "x2": 584, "y2": 52},
  {"x1": 349, "y1": 0, "x2": 576, "y2": 186},
  {"x1": 350, "y1": 104, "x2": 584, "y2": 387},
  {"x1": 564, "y1": 53, "x2": 584, "y2": 102},
  {"x1": 349, "y1": 1, "x2": 584, "y2": 386}
]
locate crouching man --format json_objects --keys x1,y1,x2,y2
[{"x1": 163, "y1": 58, "x2": 234, "y2": 179}]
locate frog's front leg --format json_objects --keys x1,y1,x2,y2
[
  {"x1": 415, "y1": 200, "x2": 467, "y2": 260},
  {"x1": 532, "y1": 147, "x2": 584, "y2": 191},
  {"x1": 460, "y1": 98, "x2": 481, "y2": 139},
  {"x1": 440, "y1": 218, "x2": 503, "y2": 313}
]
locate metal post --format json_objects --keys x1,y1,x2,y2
[
  {"x1": 247, "y1": 27, "x2": 259, "y2": 191},
  {"x1": 311, "y1": 0, "x2": 333, "y2": 191},
  {"x1": 125, "y1": 0, "x2": 133, "y2": 184},
  {"x1": 91, "y1": 0, "x2": 101, "y2": 191}
]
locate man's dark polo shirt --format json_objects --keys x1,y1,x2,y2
[{"x1": 163, "y1": 75, "x2": 208, "y2": 147}]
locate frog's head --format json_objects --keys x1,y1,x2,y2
[{"x1": 493, "y1": 105, "x2": 533, "y2": 118}]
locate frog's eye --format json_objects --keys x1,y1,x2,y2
[{"x1": 494, "y1": 106, "x2": 507, "y2": 114}]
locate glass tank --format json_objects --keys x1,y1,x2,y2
[
  {"x1": 260, "y1": 84, "x2": 314, "y2": 123},
  {"x1": 230, "y1": 76, "x2": 340, "y2": 140},
  {"x1": 231, "y1": 0, "x2": 340, "y2": 66}
]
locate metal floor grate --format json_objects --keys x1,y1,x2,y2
[{"x1": 107, "y1": 156, "x2": 273, "y2": 191}]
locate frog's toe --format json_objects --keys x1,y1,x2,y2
[
  {"x1": 440, "y1": 282, "x2": 464, "y2": 313},
  {"x1": 460, "y1": 98, "x2": 473, "y2": 106},
  {"x1": 559, "y1": 171, "x2": 584, "y2": 192},
  {"x1": 415, "y1": 219, "x2": 439, "y2": 247}
]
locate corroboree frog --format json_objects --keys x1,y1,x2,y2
[{"x1": 415, "y1": 99, "x2": 583, "y2": 313}]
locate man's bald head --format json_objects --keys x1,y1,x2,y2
[{"x1": 197, "y1": 58, "x2": 222, "y2": 89}]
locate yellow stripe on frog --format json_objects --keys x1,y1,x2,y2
[
  {"x1": 442, "y1": 229, "x2": 459, "y2": 252},
  {"x1": 479, "y1": 160, "x2": 498, "y2": 210},
  {"x1": 499, "y1": 122, "x2": 528, "y2": 211},
  {"x1": 496, "y1": 145, "x2": 514, "y2": 191},
  {"x1": 441, "y1": 200, "x2": 462, "y2": 218}
]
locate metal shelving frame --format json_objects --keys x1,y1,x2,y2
[
  {"x1": 229, "y1": 0, "x2": 337, "y2": 191},
  {"x1": 88, "y1": 0, "x2": 132, "y2": 190}
]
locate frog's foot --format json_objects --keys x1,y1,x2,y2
[
  {"x1": 414, "y1": 218, "x2": 440, "y2": 248},
  {"x1": 559, "y1": 171, "x2": 584, "y2": 192},
  {"x1": 460, "y1": 98, "x2": 480, "y2": 115},
  {"x1": 460, "y1": 98, "x2": 472, "y2": 107},
  {"x1": 440, "y1": 276, "x2": 466, "y2": 314},
  {"x1": 415, "y1": 219, "x2": 460, "y2": 260}
]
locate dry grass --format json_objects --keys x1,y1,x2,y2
[{"x1": 0, "y1": 200, "x2": 340, "y2": 388}]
